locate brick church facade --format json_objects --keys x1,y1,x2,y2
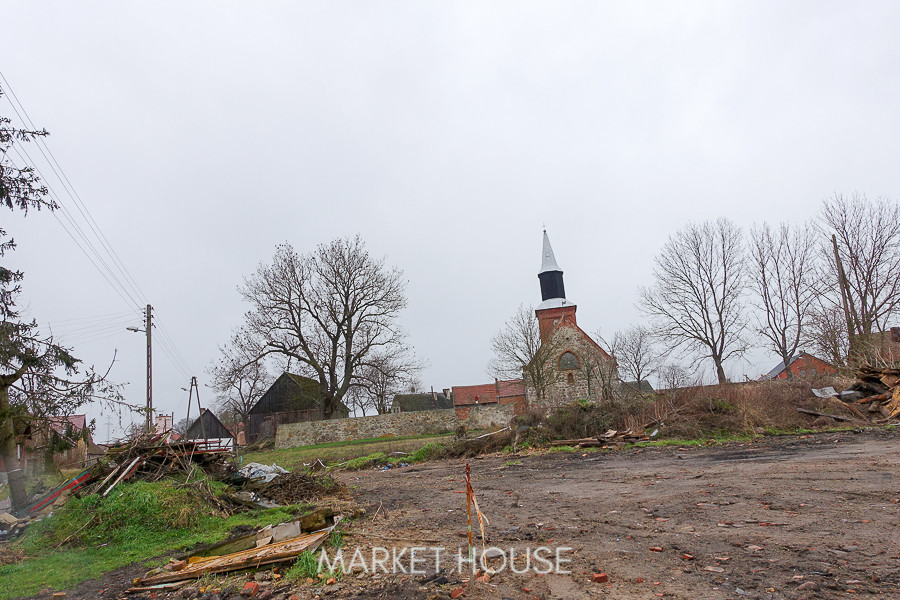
[{"x1": 524, "y1": 231, "x2": 617, "y2": 408}]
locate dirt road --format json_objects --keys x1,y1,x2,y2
[{"x1": 336, "y1": 428, "x2": 899, "y2": 600}]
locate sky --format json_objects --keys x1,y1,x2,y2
[{"x1": 3, "y1": 1, "x2": 900, "y2": 441}]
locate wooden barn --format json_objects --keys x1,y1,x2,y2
[
  {"x1": 247, "y1": 373, "x2": 350, "y2": 443},
  {"x1": 185, "y1": 409, "x2": 235, "y2": 449}
]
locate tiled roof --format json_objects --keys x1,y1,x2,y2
[
  {"x1": 496, "y1": 378, "x2": 525, "y2": 398},
  {"x1": 452, "y1": 383, "x2": 498, "y2": 406}
]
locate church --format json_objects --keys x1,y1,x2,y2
[
  {"x1": 448, "y1": 232, "x2": 617, "y2": 415},
  {"x1": 525, "y1": 231, "x2": 617, "y2": 407}
]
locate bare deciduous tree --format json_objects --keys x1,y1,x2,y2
[
  {"x1": 349, "y1": 350, "x2": 425, "y2": 415},
  {"x1": 820, "y1": 194, "x2": 900, "y2": 339},
  {"x1": 611, "y1": 325, "x2": 659, "y2": 386},
  {"x1": 208, "y1": 327, "x2": 274, "y2": 426},
  {"x1": 639, "y1": 218, "x2": 747, "y2": 384},
  {"x1": 238, "y1": 236, "x2": 408, "y2": 418},
  {"x1": 487, "y1": 304, "x2": 558, "y2": 403},
  {"x1": 806, "y1": 301, "x2": 850, "y2": 369},
  {"x1": 749, "y1": 222, "x2": 817, "y2": 379}
]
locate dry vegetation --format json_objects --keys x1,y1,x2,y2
[{"x1": 529, "y1": 376, "x2": 858, "y2": 445}]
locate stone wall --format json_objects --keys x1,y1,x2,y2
[
  {"x1": 275, "y1": 403, "x2": 517, "y2": 449},
  {"x1": 525, "y1": 325, "x2": 617, "y2": 409}
]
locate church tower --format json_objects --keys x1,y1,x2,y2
[{"x1": 535, "y1": 230, "x2": 578, "y2": 343}]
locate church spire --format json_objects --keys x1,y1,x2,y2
[{"x1": 537, "y1": 230, "x2": 569, "y2": 309}]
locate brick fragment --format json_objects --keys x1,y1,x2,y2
[{"x1": 241, "y1": 581, "x2": 260, "y2": 597}]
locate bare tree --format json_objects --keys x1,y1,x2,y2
[
  {"x1": 208, "y1": 327, "x2": 273, "y2": 426},
  {"x1": 350, "y1": 350, "x2": 425, "y2": 415},
  {"x1": 238, "y1": 236, "x2": 408, "y2": 418},
  {"x1": 611, "y1": 325, "x2": 659, "y2": 386},
  {"x1": 639, "y1": 218, "x2": 747, "y2": 384},
  {"x1": 819, "y1": 194, "x2": 900, "y2": 352},
  {"x1": 657, "y1": 362, "x2": 696, "y2": 390},
  {"x1": 487, "y1": 304, "x2": 558, "y2": 403},
  {"x1": 806, "y1": 301, "x2": 850, "y2": 369},
  {"x1": 749, "y1": 222, "x2": 818, "y2": 379}
]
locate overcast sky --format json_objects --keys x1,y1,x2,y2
[{"x1": 4, "y1": 2, "x2": 900, "y2": 440}]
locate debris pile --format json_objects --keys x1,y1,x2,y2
[
  {"x1": 80, "y1": 435, "x2": 233, "y2": 497},
  {"x1": 836, "y1": 364, "x2": 900, "y2": 421},
  {"x1": 127, "y1": 509, "x2": 338, "y2": 594},
  {"x1": 548, "y1": 428, "x2": 654, "y2": 448}
]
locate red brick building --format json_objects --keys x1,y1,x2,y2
[
  {"x1": 763, "y1": 352, "x2": 837, "y2": 380},
  {"x1": 452, "y1": 378, "x2": 526, "y2": 418}
]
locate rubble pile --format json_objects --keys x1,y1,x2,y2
[{"x1": 838, "y1": 364, "x2": 900, "y2": 421}]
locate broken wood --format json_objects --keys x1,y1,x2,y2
[{"x1": 797, "y1": 408, "x2": 856, "y2": 422}]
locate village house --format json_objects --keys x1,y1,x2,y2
[
  {"x1": 391, "y1": 389, "x2": 454, "y2": 413},
  {"x1": 763, "y1": 352, "x2": 838, "y2": 379}
]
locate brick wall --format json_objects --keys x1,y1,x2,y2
[{"x1": 275, "y1": 403, "x2": 517, "y2": 449}]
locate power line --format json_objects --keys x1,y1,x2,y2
[
  {"x1": 0, "y1": 70, "x2": 149, "y2": 308},
  {"x1": 2, "y1": 73, "x2": 196, "y2": 379}
]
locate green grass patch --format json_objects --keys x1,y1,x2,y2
[
  {"x1": 284, "y1": 550, "x2": 344, "y2": 581},
  {"x1": 343, "y1": 452, "x2": 387, "y2": 470},
  {"x1": 242, "y1": 433, "x2": 451, "y2": 471},
  {"x1": 546, "y1": 445, "x2": 578, "y2": 453},
  {"x1": 0, "y1": 480, "x2": 312, "y2": 600}
]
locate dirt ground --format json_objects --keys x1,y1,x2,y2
[
  {"x1": 329, "y1": 427, "x2": 899, "y2": 600},
  {"x1": 20, "y1": 427, "x2": 900, "y2": 600}
]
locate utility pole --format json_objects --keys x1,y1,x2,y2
[
  {"x1": 145, "y1": 304, "x2": 153, "y2": 432},
  {"x1": 127, "y1": 304, "x2": 153, "y2": 432},
  {"x1": 183, "y1": 376, "x2": 206, "y2": 440}
]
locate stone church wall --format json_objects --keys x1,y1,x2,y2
[{"x1": 526, "y1": 325, "x2": 616, "y2": 409}]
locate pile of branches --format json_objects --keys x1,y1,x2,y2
[
  {"x1": 839, "y1": 365, "x2": 900, "y2": 421},
  {"x1": 246, "y1": 470, "x2": 343, "y2": 505},
  {"x1": 79, "y1": 433, "x2": 233, "y2": 497}
]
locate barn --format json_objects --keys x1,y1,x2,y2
[{"x1": 247, "y1": 373, "x2": 350, "y2": 443}]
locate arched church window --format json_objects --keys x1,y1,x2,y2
[
  {"x1": 559, "y1": 351, "x2": 579, "y2": 370},
  {"x1": 567, "y1": 373, "x2": 575, "y2": 385}
]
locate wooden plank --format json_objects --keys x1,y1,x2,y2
[
  {"x1": 796, "y1": 408, "x2": 855, "y2": 422},
  {"x1": 141, "y1": 530, "x2": 330, "y2": 584},
  {"x1": 102, "y1": 457, "x2": 142, "y2": 497}
]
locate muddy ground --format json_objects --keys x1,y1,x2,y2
[
  {"x1": 331, "y1": 428, "x2": 899, "y2": 600},
  {"x1": 21, "y1": 427, "x2": 900, "y2": 600}
]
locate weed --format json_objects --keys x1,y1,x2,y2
[
  {"x1": 328, "y1": 530, "x2": 344, "y2": 548},
  {"x1": 286, "y1": 551, "x2": 323, "y2": 580},
  {"x1": 0, "y1": 482, "x2": 311, "y2": 600},
  {"x1": 343, "y1": 452, "x2": 387, "y2": 470},
  {"x1": 547, "y1": 445, "x2": 577, "y2": 453},
  {"x1": 504, "y1": 460, "x2": 522, "y2": 466}
]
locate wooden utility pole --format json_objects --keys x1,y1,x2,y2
[
  {"x1": 145, "y1": 304, "x2": 153, "y2": 432},
  {"x1": 183, "y1": 376, "x2": 207, "y2": 440}
]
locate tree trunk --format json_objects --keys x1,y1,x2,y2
[
  {"x1": 0, "y1": 385, "x2": 27, "y2": 511},
  {"x1": 783, "y1": 356, "x2": 794, "y2": 379},
  {"x1": 715, "y1": 360, "x2": 727, "y2": 385}
]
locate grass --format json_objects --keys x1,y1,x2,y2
[
  {"x1": 241, "y1": 433, "x2": 451, "y2": 470},
  {"x1": 0, "y1": 480, "x2": 314, "y2": 600}
]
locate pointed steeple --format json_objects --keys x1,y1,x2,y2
[
  {"x1": 537, "y1": 230, "x2": 569, "y2": 309},
  {"x1": 539, "y1": 230, "x2": 562, "y2": 274}
]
